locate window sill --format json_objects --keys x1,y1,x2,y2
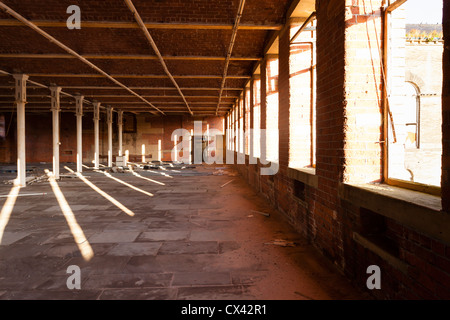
[
  {"x1": 339, "y1": 182, "x2": 450, "y2": 245},
  {"x1": 287, "y1": 167, "x2": 318, "y2": 188}
]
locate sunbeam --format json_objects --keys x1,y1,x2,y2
[
  {"x1": 94, "y1": 170, "x2": 154, "y2": 197},
  {"x1": 65, "y1": 166, "x2": 135, "y2": 217},
  {"x1": 129, "y1": 168, "x2": 165, "y2": 186},
  {"x1": 0, "y1": 185, "x2": 20, "y2": 245},
  {"x1": 46, "y1": 170, "x2": 94, "y2": 261}
]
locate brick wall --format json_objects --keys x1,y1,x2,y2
[
  {"x1": 232, "y1": 0, "x2": 450, "y2": 299},
  {"x1": 0, "y1": 112, "x2": 223, "y2": 164},
  {"x1": 442, "y1": 0, "x2": 450, "y2": 212}
]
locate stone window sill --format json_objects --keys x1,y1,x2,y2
[
  {"x1": 287, "y1": 167, "x2": 318, "y2": 188},
  {"x1": 338, "y1": 182, "x2": 449, "y2": 245}
]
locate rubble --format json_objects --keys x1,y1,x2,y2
[
  {"x1": 264, "y1": 239, "x2": 296, "y2": 247},
  {"x1": 2, "y1": 168, "x2": 78, "y2": 185},
  {"x1": 220, "y1": 179, "x2": 234, "y2": 188},
  {"x1": 251, "y1": 210, "x2": 270, "y2": 217}
]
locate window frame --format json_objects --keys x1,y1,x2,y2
[{"x1": 382, "y1": 0, "x2": 441, "y2": 196}]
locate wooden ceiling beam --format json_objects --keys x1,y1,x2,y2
[
  {"x1": 26, "y1": 73, "x2": 251, "y2": 79},
  {"x1": 0, "y1": 86, "x2": 243, "y2": 90},
  {"x1": 0, "y1": 19, "x2": 282, "y2": 30},
  {"x1": 0, "y1": 53, "x2": 261, "y2": 61}
]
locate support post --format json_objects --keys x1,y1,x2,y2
[
  {"x1": 50, "y1": 86, "x2": 61, "y2": 180},
  {"x1": 13, "y1": 74, "x2": 28, "y2": 187},
  {"x1": 107, "y1": 106, "x2": 113, "y2": 167},
  {"x1": 75, "y1": 95, "x2": 84, "y2": 173},
  {"x1": 93, "y1": 102, "x2": 100, "y2": 169},
  {"x1": 117, "y1": 110, "x2": 123, "y2": 157}
]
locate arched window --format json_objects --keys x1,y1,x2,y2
[{"x1": 403, "y1": 81, "x2": 420, "y2": 149}]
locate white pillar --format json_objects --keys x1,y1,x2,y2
[
  {"x1": 93, "y1": 102, "x2": 100, "y2": 169},
  {"x1": 13, "y1": 74, "x2": 28, "y2": 187},
  {"x1": 75, "y1": 95, "x2": 84, "y2": 173},
  {"x1": 107, "y1": 107, "x2": 113, "y2": 167},
  {"x1": 117, "y1": 110, "x2": 123, "y2": 156},
  {"x1": 158, "y1": 139, "x2": 162, "y2": 162},
  {"x1": 189, "y1": 133, "x2": 192, "y2": 164},
  {"x1": 174, "y1": 135, "x2": 178, "y2": 162},
  {"x1": 50, "y1": 86, "x2": 61, "y2": 180}
]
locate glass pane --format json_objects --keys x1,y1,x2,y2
[{"x1": 387, "y1": 0, "x2": 442, "y2": 187}]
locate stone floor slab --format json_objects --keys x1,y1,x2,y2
[
  {"x1": 107, "y1": 243, "x2": 162, "y2": 256},
  {"x1": 172, "y1": 272, "x2": 231, "y2": 286},
  {"x1": 177, "y1": 285, "x2": 250, "y2": 300},
  {"x1": 189, "y1": 230, "x2": 236, "y2": 242},
  {"x1": 0, "y1": 290, "x2": 102, "y2": 300},
  {"x1": 0, "y1": 232, "x2": 31, "y2": 246},
  {"x1": 88, "y1": 231, "x2": 140, "y2": 244},
  {"x1": 83, "y1": 273, "x2": 173, "y2": 289},
  {"x1": 158, "y1": 241, "x2": 218, "y2": 255},
  {"x1": 138, "y1": 231, "x2": 190, "y2": 242},
  {"x1": 0, "y1": 163, "x2": 368, "y2": 300},
  {"x1": 122, "y1": 256, "x2": 165, "y2": 273},
  {"x1": 99, "y1": 287, "x2": 177, "y2": 300},
  {"x1": 60, "y1": 256, "x2": 130, "y2": 276}
]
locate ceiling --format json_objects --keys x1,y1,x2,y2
[{"x1": 0, "y1": 0, "x2": 314, "y2": 116}]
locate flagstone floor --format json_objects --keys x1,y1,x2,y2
[{"x1": 0, "y1": 163, "x2": 369, "y2": 300}]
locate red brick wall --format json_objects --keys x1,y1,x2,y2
[
  {"x1": 278, "y1": 28, "x2": 290, "y2": 177},
  {"x1": 0, "y1": 112, "x2": 223, "y2": 164},
  {"x1": 443, "y1": 0, "x2": 450, "y2": 212},
  {"x1": 0, "y1": 113, "x2": 15, "y2": 163},
  {"x1": 233, "y1": 0, "x2": 450, "y2": 300}
]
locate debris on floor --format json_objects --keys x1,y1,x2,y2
[
  {"x1": 220, "y1": 179, "x2": 234, "y2": 188},
  {"x1": 212, "y1": 169, "x2": 238, "y2": 176},
  {"x1": 251, "y1": 210, "x2": 270, "y2": 217},
  {"x1": 0, "y1": 192, "x2": 47, "y2": 198},
  {"x1": 110, "y1": 166, "x2": 125, "y2": 173},
  {"x1": 126, "y1": 161, "x2": 196, "y2": 171},
  {"x1": 264, "y1": 239, "x2": 296, "y2": 247},
  {"x1": 2, "y1": 169, "x2": 78, "y2": 185}
]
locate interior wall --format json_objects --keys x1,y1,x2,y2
[
  {"x1": 0, "y1": 112, "x2": 224, "y2": 165},
  {"x1": 234, "y1": 0, "x2": 450, "y2": 300}
]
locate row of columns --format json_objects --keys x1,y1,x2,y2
[{"x1": 12, "y1": 74, "x2": 124, "y2": 187}]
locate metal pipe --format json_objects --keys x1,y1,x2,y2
[
  {"x1": 0, "y1": 2, "x2": 165, "y2": 116},
  {"x1": 290, "y1": 12, "x2": 316, "y2": 44},
  {"x1": 386, "y1": 0, "x2": 407, "y2": 13},
  {"x1": 123, "y1": 0, "x2": 192, "y2": 115},
  {"x1": 215, "y1": 0, "x2": 246, "y2": 116}
]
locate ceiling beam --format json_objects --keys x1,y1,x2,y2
[
  {"x1": 0, "y1": 68, "x2": 100, "y2": 108},
  {"x1": 0, "y1": 86, "x2": 242, "y2": 91},
  {"x1": 26, "y1": 73, "x2": 251, "y2": 79},
  {"x1": 0, "y1": 53, "x2": 261, "y2": 61},
  {"x1": 65, "y1": 95, "x2": 239, "y2": 99},
  {"x1": 125, "y1": 0, "x2": 193, "y2": 116},
  {"x1": 216, "y1": 0, "x2": 246, "y2": 115},
  {"x1": 290, "y1": 12, "x2": 316, "y2": 43},
  {"x1": 0, "y1": 2, "x2": 165, "y2": 115},
  {"x1": 0, "y1": 19, "x2": 282, "y2": 30},
  {"x1": 0, "y1": 101, "x2": 234, "y2": 105},
  {"x1": 0, "y1": 108, "x2": 230, "y2": 114}
]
